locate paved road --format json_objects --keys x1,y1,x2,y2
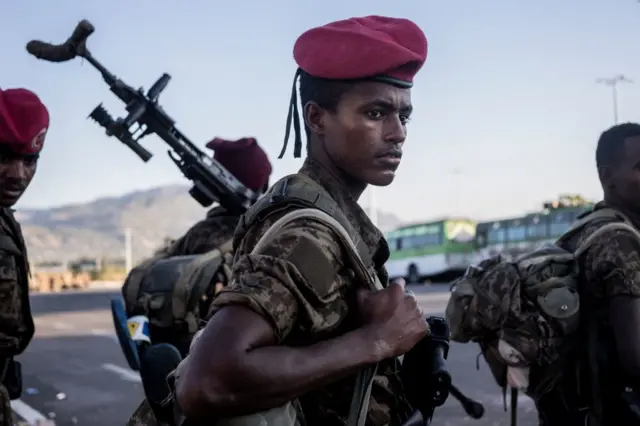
[{"x1": 11, "y1": 286, "x2": 538, "y2": 425}]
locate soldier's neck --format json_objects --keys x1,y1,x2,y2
[
  {"x1": 604, "y1": 195, "x2": 640, "y2": 228},
  {"x1": 307, "y1": 151, "x2": 366, "y2": 201}
]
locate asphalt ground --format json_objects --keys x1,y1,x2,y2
[{"x1": 10, "y1": 286, "x2": 538, "y2": 425}]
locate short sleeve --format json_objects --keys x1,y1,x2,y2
[
  {"x1": 209, "y1": 218, "x2": 349, "y2": 343},
  {"x1": 582, "y1": 227, "x2": 640, "y2": 299}
]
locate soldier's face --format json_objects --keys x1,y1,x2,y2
[
  {"x1": 320, "y1": 82, "x2": 412, "y2": 187},
  {"x1": 0, "y1": 146, "x2": 38, "y2": 207},
  {"x1": 609, "y1": 136, "x2": 640, "y2": 212}
]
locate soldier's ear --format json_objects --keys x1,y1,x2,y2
[
  {"x1": 598, "y1": 165, "x2": 616, "y2": 190},
  {"x1": 304, "y1": 102, "x2": 325, "y2": 136}
]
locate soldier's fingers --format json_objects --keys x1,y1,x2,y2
[{"x1": 391, "y1": 277, "x2": 406, "y2": 289}]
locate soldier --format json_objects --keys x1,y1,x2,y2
[
  {"x1": 0, "y1": 88, "x2": 49, "y2": 426},
  {"x1": 535, "y1": 122, "x2": 640, "y2": 425},
  {"x1": 156, "y1": 136, "x2": 272, "y2": 258},
  {"x1": 176, "y1": 16, "x2": 429, "y2": 425},
  {"x1": 124, "y1": 137, "x2": 272, "y2": 426},
  {"x1": 124, "y1": 137, "x2": 271, "y2": 426}
]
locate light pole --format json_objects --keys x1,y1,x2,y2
[
  {"x1": 596, "y1": 75, "x2": 633, "y2": 124},
  {"x1": 124, "y1": 227, "x2": 133, "y2": 274}
]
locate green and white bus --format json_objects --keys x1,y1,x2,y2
[
  {"x1": 384, "y1": 218, "x2": 477, "y2": 283},
  {"x1": 473, "y1": 195, "x2": 594, "y2": 261}
]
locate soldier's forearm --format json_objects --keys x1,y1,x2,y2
[
  {"x1": 219, "y1": 328, "x2": 380, "y2": 413},
  {"x1": 178, "y1": 308, "x2": 381, "y2": 419}
]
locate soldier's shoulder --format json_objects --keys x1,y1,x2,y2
[
  {"x1": 235, "y1": 173, "x2": 335, "y2": 249},
  {"x1": 575, "y1": 218, "x2": 640, "y2": 252}
]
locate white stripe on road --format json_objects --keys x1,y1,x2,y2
[
  {"x1": 102, "y1": 363, "x2": 141, "y2": 383},
  {"x1": 51, "y1": 322, "x2": 73, "y2": 330},
  {"x1": 11, "y1": 398, "x2": 49, "y2": 425}
]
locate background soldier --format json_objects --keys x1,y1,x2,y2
[
  {"x1": 124, "y1": 137, "x2": 271, "y2": 426},
  {"x1": 536, "y1": 122, "x2": 640, "y2": 425},
  {"x1": 155, "y1": 137, "x2": 272, "y2": 259},
  {"x1": 0, "y1": 88, "x2": 49, "y2": 426},
  {"x1": 177, "y1": 16, "x2": 430, "y2": 425}
]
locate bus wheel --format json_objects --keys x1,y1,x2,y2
[{"x1": 407, "y1": 265, "x2": 420, "y2": 285}]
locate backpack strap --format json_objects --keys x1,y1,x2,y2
[
  {"x1": 562, "y1": 207, "x2": 632, "y2": 241},
  {"x1": 573, "y1": 221, "x2": 640, "y2": 258},
  {"x1": 240, "y1": 174, "x2": 373, "y2": 268},
  {"x1": 249, "y1": 207, "x2": 381, "y2": 426}
]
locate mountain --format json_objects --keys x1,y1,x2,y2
[{"x1": 15, "y1": 186, "x2": 404, "y2": 264}]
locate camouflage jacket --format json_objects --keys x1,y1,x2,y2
[
  {"x1": 0, "y1": 207, "x2": 33, "y2": 358},
  {"x1": 536, "y1": 201, "x2": 640, "y2": 424},
  {"x1": 209, "y1": 158, "x2": 412, "y2": 426},
  {"x1": 0, "y1": 208, "x2": 34, "y2": 426},
  {"x1": 159, "y1": 206, "x2": 239, "y2": 258}
]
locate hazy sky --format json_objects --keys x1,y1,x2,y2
[{"x1": 3, "y1": 0, "x2": 639, "y2": 223}]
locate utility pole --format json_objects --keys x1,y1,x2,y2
[
  {"x1": 596, "y1": 75, "x2": 633, "y2": 124},
  {"x1": 124, "y1": 227, "x2": 133, "y2": 274}
]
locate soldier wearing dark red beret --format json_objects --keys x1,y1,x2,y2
[
  {"x1": 0, "y1": 88, "x2": 49, "y2": 426},
  {"x1": 179, "y1": 16, "x2": 429, "y2": 426},
  {"x1": 124, "y1": 136, "x2": 273, "y2": 426},
  {"x1": 155, "y1": 136, "x2": 273, "y2": 258}
]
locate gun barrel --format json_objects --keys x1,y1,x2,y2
[{"x1": 449, "y1": 384, "x2": 485, "y2": 419}]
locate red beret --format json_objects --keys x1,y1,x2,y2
[
  {"x1": 206, "y1": 137, "x2": 272, "y2": 192},
  {"x1": 0, "y1": 88, "x2": 49, "y2": 155},
  {"x1": 280, "y1": 16, "x2": 427, "y2": 159},
  {"x1": 294, "y1": 15, "x2": 428, "y2": 87}
]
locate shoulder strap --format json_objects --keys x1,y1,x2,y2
[
  {"x1": 242, "y1": 174, "x2": 373, "y2": 268},
  {"x1": 563, "y1": 207, "x2": 631, "y2": 240},
  {"x1": 574, "y1": 221, "x2": 640, "y2": 257},
  {"x1": 250, "y1": 207, "x2": 382, "y2": 426}
]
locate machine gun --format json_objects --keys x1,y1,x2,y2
[
  {"x1": 26, "y1": 20, "x2": 258, "y2": 214},
  {"x1": 401, "y1": 316, "x2": 485, "y2": 425}
]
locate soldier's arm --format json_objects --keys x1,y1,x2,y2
[
  {"x1": 585, "y1": 228, "x2": 640, "y2": 377},
  {"x1": 176, "y1": 218, "x2": 382, "y2": 420}
]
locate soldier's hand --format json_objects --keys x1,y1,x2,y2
[{"x1": 357, "y1": 281, "x2": 429, "y2": 359}]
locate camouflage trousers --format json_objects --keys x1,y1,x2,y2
[
  {"x1": 127, "y1": 399, "x2": 158, "y2": 426},
  {"x1": 0, "y1": 386, "x2": 10, "y2": 426}
]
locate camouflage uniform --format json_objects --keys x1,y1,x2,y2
[
  {"x1": 208, "y1": 158, "x2": 413, "y2": 426},
  {"x1": 0, "y1": 208, "x2": 34, "y2": 426},
  {"x1": 536, "y1": 201, "x2": 640, "y2": 425},
  {"x1": 159, "y1": 206, "x2": 239, "y2": 258},
  {"x1": 126, "y1": 207, "x2": 238, "y2": 426}
]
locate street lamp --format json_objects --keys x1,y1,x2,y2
[{"x1": 596, "y1": 75, "x2": 633, "y2": 124}]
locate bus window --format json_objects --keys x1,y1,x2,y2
[
  {"x1": 387, "y1": 237, "x2": 399, "y2": 251},
  {"x1": 507, "y1": 225, "x2": 526, "y2": 242},
  {"x1": 550, "y1": 212, "x2": 572, "y2": 237},
  {"x1": 488, "y1": 227, "x2": 505, "y2": 244},
  {"x1": 406, "y1": 230, "x2": 442, "y2": 248},
  {"x1": 475, "y1": 231, "x2": 488, "y2": 248}
]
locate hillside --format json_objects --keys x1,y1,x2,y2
[{"x1": 16, "y1": 186, "x2": 404, "y2": 263}]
